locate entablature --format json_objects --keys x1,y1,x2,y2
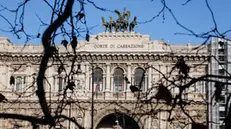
[{"x1": 0, "y1": 52, "x2": 208, "y2": 63}]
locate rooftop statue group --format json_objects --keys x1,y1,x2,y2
[{"x1": 102, "y1": 8, "x2": 137, "y2": 32}]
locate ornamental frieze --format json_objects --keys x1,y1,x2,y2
[
  {"x1": 10, "y1": 64, "x2": 28, "y2": 72},
  {"x1": 0, "y1": 53, "x2": 208, "y2": 63}
]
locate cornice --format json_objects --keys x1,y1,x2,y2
[
  {"x1": 90, "y1": 32, "x2": 150, "y2": 41},
  {"x1": 0, "y1": 52, "x2": 208, "y2": 62},
  {"x1": 4, "y1": 99, "x2": 207, "y2": 108}
]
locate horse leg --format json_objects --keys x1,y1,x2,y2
[
  {"x1": 131, "y1": 24, "x2": 134, "y2": 32},
  {"x1": 105, "y1": 26, "x2": 108, "y2": 32},
  {"x1": 109, "y1": 25, "x2": 112, "y2": 32}
]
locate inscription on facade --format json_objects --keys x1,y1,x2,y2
[{"x1": 94, "y1": 44, "x2": 144, "y2": 49}]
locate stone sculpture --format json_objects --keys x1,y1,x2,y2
[{"x1": 101, "y1": 8, "x2": 137, "y2": 32}]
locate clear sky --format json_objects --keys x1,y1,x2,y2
[{"x1": 0, "y1": 0, "x2": 230, "y2": 44}]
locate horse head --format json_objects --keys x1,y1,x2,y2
[{"x1": 101, "y1": 17, "x2": 106, "y2": 24}]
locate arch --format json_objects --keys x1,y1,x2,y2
[
  {"x1": 94, "y1": 109, "x2": 142, "y2": 129},
  {"x1": 93, "y1": 67, "x2": 103, "y2": 92},
  {"x1": 111, "y1": 66, "x2": 127, "y2": 75},
  {"x1": 93, "y1": 65, "x2": 106, "y2": 74},
  {"x1": 131, "y1": 66, "x2": 145, "y2": 74},
  {"x1": 134, "y1": 67, "x2": 145, "y2": 91},
  {"x1": 114, "y1": 67, "x2": 124, "y2": 92}
]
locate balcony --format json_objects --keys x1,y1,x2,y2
[
  {"x1": 187, "y1": 92, "x2": 206, "y2": 102},
  {"x1": 1, "y1": 87, "x2": 152, "y2": 102}
]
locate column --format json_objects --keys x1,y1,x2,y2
[
  {"x1": 158, "y1": 64, "x2": 162, "y2": 80},
  {"x1": 102, "y1": 74, "x2": 106, "y2": 92},
  {"x1": 166, "y1": 65, "x2": 170, "y2": 86},
  {"x1": 126, "y1": 63, "x2": 132, "y2": 99},
  {"x1": 105, "y1": 63, "x2": 111, "y2": 99},
  {"x1": 126, "y1": 63, "x2": 131, "y2": 92},
  {"x1": 145, "y1": 74, "x2": 148, "y2": 91},
  {"x1": 148, "y1": 63, "x2": 152, "y2": 90},
  {"x1": 105, "y1": 63, "x2": 110, "y2": 91},
  {"x1": 89, "y1": 74, "x2": 93, "y2": 92},
  {"x1": 27, "y1": 63, "x2": 33, "y2": 95},
  {"x1": 6, "y1": 63, "x2": 11, "y2": 97},
  {"x1": 6, "y1": 63, "x2": 10, "y2": 89},
  {"x1": 110, "y1": 74, "x2": 114, "y2": 92},
  {"x1": 85, "y1": 62, "x2": 90, "y2": 91}
]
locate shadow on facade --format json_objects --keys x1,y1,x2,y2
[{"x1": 96, "y1": 113, "x2": 140, "y2": 129}]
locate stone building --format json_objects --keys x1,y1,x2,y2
[
  {"x1": 0, "y1": 32, "x2": 208, "y2": 129},
  {"x1": 209, "y1": 38, "x2": 231, "y2": 129}
]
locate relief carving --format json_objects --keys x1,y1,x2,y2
[{"x1": 10, "y1": 64, "x2": 27, "y2": 72}]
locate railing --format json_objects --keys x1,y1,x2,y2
[
  {"x1": 1, "y1": 90, "x2": 140, "y2": 101},
  {"x1": 1, "y1": 89, "x2": 206, "y2": 102},
  {"x1": 187, "y1": 92, "x2": 206, "y2": 101}
]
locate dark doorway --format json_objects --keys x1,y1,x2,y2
[{"x1": 96, "y1": 113, "x2": 140, "y2": 129}]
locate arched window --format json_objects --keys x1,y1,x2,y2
[
  {"x1": 93, "y1": 68, "x2": 103, "y2": 92},
  {"x1": 134, "y1": 68, "x2": 145, "y2": 91},
  {"x1": 114, "y1": 68, "x2": 124, "y2": 92}
]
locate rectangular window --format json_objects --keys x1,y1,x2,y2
[
  {"x1": 58, "y1": 77, "x2": 63, "y2": 92},
  {"x1": 194, "y1": 82, "x2": 201, "y2": 92},
  {"x1": 13, "y1": 75, "x2": 26, "y2": 92},
  {"x1": 53, "y1": 75, "x2": 65, "y2": 92},
  {"x1": 220, "y1": 96, "x2": 225, "y2": 104},
  {"x1": 218, "y1": 69, "x2": 225, "y2": 75},
  {"x1": 14, "y1": 75, "x2": 26, "y2": 92},
  {"x1": 193, "y1": 81, "x2": 206, "y2": 93},
  {"x1": 16, "y1": 76, "x2": 22, "y2": 91},
  {"x1": 218, "y1": 49, "x2": 225, "y2": 55},
  {"x1": 218, "y1": 41, "x2": 225, "y2": 49},
  {"x1": 201, "y1": 81, "x2": 206, "y2": 93},
  {"x1": 172, "y1": 86, "x2": 179, "y2": 94},
  {"x1": 219, "y1": 56, "x2": 225, "y2": 61},
  {"x1": 220, "y1": 125, "x2": 225, "y2": 129},
  {"x1": 220, "y1": 111, "x2": 225, "y2": 118}
]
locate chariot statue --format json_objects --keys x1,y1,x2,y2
[{"x1": 101, "y1": 8, "x2": 137, "y2": 32}]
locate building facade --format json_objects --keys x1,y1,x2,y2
[
  {"x1": 0, "y1": 32, "x2": 208, "y2": 129},
  {"x1": 209, "y1": 38, "x2": 231, "y2": 129}
]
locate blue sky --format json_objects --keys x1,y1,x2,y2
[{"x1": 0, "y1": 0, "x2": 230, "y2": 44}]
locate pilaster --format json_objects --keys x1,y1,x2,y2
[
  {"x1": 110, "y1": 74, "x2": 114, "y2": 92},
  {"x1": 126, "y1": 63, "x2": 131, "y2": 92},
  {"x1": 102, "y1": 73, "x2": 106, "y2": 92},
  {"x1": 6, "y1": 63, "x2": 10, "y2": 90},
  {"x1": 105, "y1": 63, "x2": 110, "y2": 91},
  {"x1": 148, "y1": 63, "x2": 152, "y2": 90},
  {"x1": 126, "y1": 63, "x2": 134, "y2": 99},
  {"x1": 105, "y1": 63, "x2": 111, "y2": 99},
  {"x1": 85, "y1": 62, "x2": 90, "y2": 91}
]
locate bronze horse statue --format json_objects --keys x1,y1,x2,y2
[
  {"x1": 109, "y1": 16, "x2": 116, "y2": 32},
  {"x1": 102, "y1": 16, "x2": 117, "y2": 32},
  {"x1": 129, "y1": 16, "x2": 137, "y2": 32},
  {"x1": 102, "y1": 16, "x2": 110, "y2": 32},
  {"x1": 114, "y1": 8, "x2": 130, "y2": 31},
  {"x1": 101, "y1": 8, "x2": 137, "y2": 32}
]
